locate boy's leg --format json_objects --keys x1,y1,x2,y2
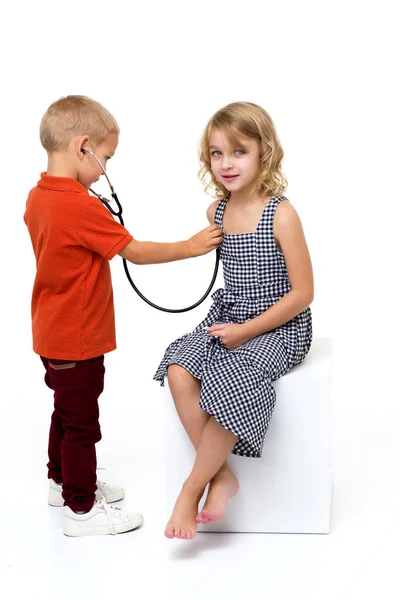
[
  {"x1": 165, "y1": 416, "x2": 238, "y2": 539},
  {"x1": 41, "y1": 357, "x2": 65, "y2": 484},
  {"x1": 45, "y1": 356, "x2": 104, "y2": 512}
]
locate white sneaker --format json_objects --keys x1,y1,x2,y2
[
  {"x1": 63, "y1": 498, "x2": 143, "y2": 537},
  {"x1": 48, "y1": 478, "x2": 125, "y2": 507}
]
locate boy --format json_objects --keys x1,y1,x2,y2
[{"x1": 24, "y1": 95, "x2": 222, "y2": 537}]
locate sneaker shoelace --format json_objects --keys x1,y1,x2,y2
[
  {"x1": 96, "y1": 481, "x2": 108, "y2": 494},
  {"x1": 97, "y1": 497, "x2": 121, "y2": 535}
]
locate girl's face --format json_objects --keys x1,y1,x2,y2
[{"x1": 209, "y1": 128, "x2": 261, "y2": 195}]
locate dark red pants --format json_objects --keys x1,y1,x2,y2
[{"x1": 41, "y1": 355, "x2": 105, "y2": 512}]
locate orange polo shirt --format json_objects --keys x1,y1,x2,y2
[{"x1": 24, "y1": 173, "x2": 133, "y2": 360}]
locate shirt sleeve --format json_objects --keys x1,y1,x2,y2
[{"x1": 77, "y1": 194, "x2": 133, "y2": 259}]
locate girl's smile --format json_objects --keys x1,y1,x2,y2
[{"x1": 222, "y1": 174, "x2": 239, "y2": 182}]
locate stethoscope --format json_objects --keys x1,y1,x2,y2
[{"x1": 81, "y1": 148, "x2": 220, "y2": 313}]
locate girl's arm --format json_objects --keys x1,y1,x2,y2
[
  {"x1": 206, "y1": 199, "x2": 220, "y2": 225},
  {"x1": 242, "y1": 201, "x2": 314, "y2": 339}
]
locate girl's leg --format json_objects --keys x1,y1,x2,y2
[
  {"x1": 164, "y1": 415, "x2": 238, "y2": 540},
  {"x1": 167, "y1": 364, "x2": 209, "y2": 447},
  {"x1": 167, "y1": 365, "x2": 239, "y2": 528}
]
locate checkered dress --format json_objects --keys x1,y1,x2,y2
[{"x1": 153, "y1": 195, "x2": 312, "y2": 457}]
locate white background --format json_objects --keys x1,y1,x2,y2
[{"x1": 1, "y1": 1, "x2": 399, "y2": 599}]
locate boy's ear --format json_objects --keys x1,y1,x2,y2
[{"x1": 75, "y1": 134, "x2": 90, "y2": 158}]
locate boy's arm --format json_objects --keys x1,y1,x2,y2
[
  {"x1": 77, "y1": 193, "x2": 222, "y2": 264},
  {"x1": 118, "y1": 224, "x2": 223, "y2": 265},
  {"x1": 119, "y1": 238, "x2": 192, "y2": 264}
]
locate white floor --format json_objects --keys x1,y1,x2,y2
[{"x1": 2, "y1": 366, "x2": 400, "y2": 600}]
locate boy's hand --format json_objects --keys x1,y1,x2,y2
[
  {"x1": 205, "y1": 323, "x2": 250, "y2": 350},
  {"x1": 188, "y1": 225, "x2": 223, "y2": 257}
]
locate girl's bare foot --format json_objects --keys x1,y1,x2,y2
[
  {"x1": 195, "y1": 468, "x2": 239, "y2": 525},
  {"x1": 164, "y1": 484, "x2": 204, "y2": 540}
]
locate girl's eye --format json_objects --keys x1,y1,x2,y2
[
  {"x1": 211, "y1": 150, "x2": 222, "y2": 157},
  {"x1": 234, "y1": 149, "x2": 245, "y2": 155}
]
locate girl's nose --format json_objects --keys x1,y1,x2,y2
[{"x1": 222, "y1": 154, "x2": 233, "y2": 169}]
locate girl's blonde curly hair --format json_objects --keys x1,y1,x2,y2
[{"x1": 198, "y1": 101, "x2": 287, "y2": 199}]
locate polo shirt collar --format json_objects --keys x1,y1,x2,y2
[{"x1": 38, "y1": 172, "x2": 88, "y2": 193}]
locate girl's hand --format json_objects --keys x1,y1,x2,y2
[{"x1": 205, "y1": 323, "x2": 249, "y2": 350}]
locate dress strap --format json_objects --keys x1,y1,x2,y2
[
  {"x1": 256, "y1": 196, "x2": 289, "y2": 260},
  {"x1": 258, "y1": 195, "x2": 289, "y2": 233},
  {"x1": 214, "y1": 193, "x2": 231, "y2": 227}
]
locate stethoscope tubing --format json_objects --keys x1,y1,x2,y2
[
  {"x1": 83, "y1": 147, "x2": 220, "y2": 313},
  {"x1": 103, "y1": 193, "x2": 220, "y2": 313}
]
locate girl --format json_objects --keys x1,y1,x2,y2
[{"x1": 153, "y1": 101, "x2": 313, "y2": 540}]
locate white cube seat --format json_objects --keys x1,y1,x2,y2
[{"x1": 164, "y1": 337, "x2": 333, "y2": 533}]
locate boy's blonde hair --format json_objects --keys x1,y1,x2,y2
[
  {"x1": 40, "y1": 95, "x2": 120, "y2": 152},
  {"x1": 199, "y1": 101, "x2": 287, "y2": 199}
]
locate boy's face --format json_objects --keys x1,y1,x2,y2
[
  {"x1": 209, "y1": 128, "x2": 261, "y2": 195},
  {"x1": 79, "y1": 134, "x2": 119, "y2": 190}
]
